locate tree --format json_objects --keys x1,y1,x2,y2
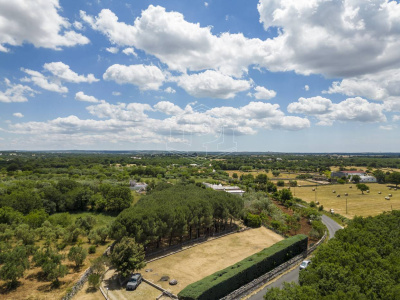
[
  {"x1": 373, "y1": 169, "x2": 386, "y2": 183},
  {"x1": 111, "y1": 237, "x2": 146, "y2": 277},
  {"x1": 88, "y1": 273, "x2": 101, "y2": 289},
  {"x1": 289, "y1": 180, "x2": 297, "y2": 187},
  {"x1": 388, "y1": 171, "x2": 400, "y2": 187},
  {"x1": 272, "y1": 170, "x2": 280, "y2": 177},
  {"x1": 33, "y1": 247, "x2": 67, "y2": 285},
  {"x1": 0, "y1": 246, "x2": 30, "y2": 287},
  {"x1": 356, "y1": 183, "x2": 369, "y2": 194},
  {"x1": 68, "y1": 246, "x2": 87, "y2": 268},
  {"x1": 352, "y1": 175, "x2": 361, "y2": 184}
]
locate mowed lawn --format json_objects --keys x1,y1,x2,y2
[
  {"x1": 295, "y1": 183, "x2": 400, "y2": 218},
  {"x1": 140, "y1": 227, "x2": 284, "y2": 295}
]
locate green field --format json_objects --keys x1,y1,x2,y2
[{"x1": 295, "y1": 183, "x2": 400, "y2": 218}]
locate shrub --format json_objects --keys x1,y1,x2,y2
[
  {"x1": 244, "y1": 213, "x2": 261, "y2": 228},
  {"x1": 88, "y1": 245, "x2": 96, "y2": 254},
  {"x1": 277, "y1": 180, "x2": 284, "y2": 187},
  {"x1": 178, "y1": 235, "x2": 308, "y2": 300}
]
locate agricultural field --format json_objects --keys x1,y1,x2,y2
[
  {"x1": 295, "y1": 183, "x2": 400, "y2": 218},
  {"x1": 139, "y1": 227, "x2": 283, "y2": 295}
]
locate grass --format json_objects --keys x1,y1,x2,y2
[
  {"x1": 140, "y1": 227, "x2": 284, "y2": 295},
  {"x1": 295, "y1": 183, "x2": 400, "y2": 218}
]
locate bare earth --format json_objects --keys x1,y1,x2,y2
[{"x1": 141, "y1": 227, "x2": 283, "y2": 295}]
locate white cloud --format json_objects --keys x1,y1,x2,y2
[
  {"x1": 122, "y1": 47, "x2": 137, "y2": 56},
  {"x1": 176, "y1": 70, "x2": 251, "y2": 99},
  {"x1": 103, "y1": 64, "x2": 165, "y2": 91},
  {"x1": 81, "y1": 6, "x2": 268, "y2": 77},
  {"x1": 21, "y1": 62, "x2": 99, "y2": 93},
  {"x1": 21, "y1": 69, "x2": 68, "y2": 93},
  {"x1": 289, "y1": 96, "x2": 386, "y2": 126},
  {"x1": 13, "y1": 113, "x2": 24, "y2": 118},
  {"x1": 257, "y1": 0, "x2": 400, "y2": 78},
  {"x1": 164, "y1": 87, "x2": 176, "y2": 94},
  {"x1": 8, "y1": 100, "x2": 310, "y2": 147},
  {"x1": 204, "y1": 2, "x2": 209, "y2": 7},
  {"x1": 393, "y1": 115, "x2": 400, "y2": 122},
  {"x1": 106, "y1": 47, "x2": 119, "y2": 54},
  {"x1": 304, "y1": 85, "x2": 310, "y2": 91},
  {"x1": 75, "y1": 91, "x2": 101, "y2": 103},
  {"x1": 44, "y1": 62, "x2": 99, "y2": 83},
  {"x1": 288, "y1": 96, "x2": 333, "y2": 115},
  {"x1": 154, "y1": 101, "x2": 183, "y2": 115},
  {"x1": 112, "y1": 91, "x2": 121, "y2": 96},
  {"x1": 0, "y1": 79, "x2": 36, "y2": 103},
  {"x1": 0, "y1": 0, "x2": 89, "y2": 52},
  {"x1": 73, "y1": 21, "x2": 83, "y2": 30},
  {"x1": 252, "y1": 86, "x2": 276, "y2": 100},
  {"x1": 379, "y1": 125, "x2": 395, "y2": 131}
]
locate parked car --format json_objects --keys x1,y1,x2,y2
[
  {"x1": 299, "y1": 260, "x2": 311, "y2": 270},
  {"x1": 126, "y1": 273, "x2": 142, "y2": 291}
]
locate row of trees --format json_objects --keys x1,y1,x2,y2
[{"x1": 111, "y1": 184, "x2": 244, "y2": 250}]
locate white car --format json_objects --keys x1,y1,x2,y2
[{"x1": 299, "y1": 260, "x2": 311, "y2": 270}]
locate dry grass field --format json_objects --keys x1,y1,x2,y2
[
  {"x1": 295, "y1": 183, "x2": 400, "y2": 218},
  {"x1": 140, "y1": 227, "x2": 283, "y2": 295},
  {"x1": 226, "y1": 170, "x2": 301, "y2": 179}
]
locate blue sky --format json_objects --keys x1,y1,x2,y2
[{"x1": 1, "y1": 0, "x2": 400, "y2": 152}]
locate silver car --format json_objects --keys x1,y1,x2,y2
[
  {"x1": 299, "y1": 260, "x2": 311, "y2": 270},
  {"x1": 126, "y1": 273, "x2": 142, "y2": 291}
]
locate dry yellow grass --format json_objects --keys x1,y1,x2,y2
[
  {"x1": 141, "y1": 227, "x2": 283, "y2": 295},
  {"x1": 226, "y1": 170, "x2": 300, "y2": 179},
  {"x1": 295, "y1": 183, "x2": 400, "y2": 218}
]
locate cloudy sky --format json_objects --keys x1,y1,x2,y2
[{"x1": 1, "y1": 0, "x2": 400, "y2": 152}]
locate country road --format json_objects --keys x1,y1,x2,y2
[{"x1": 247, "y1": 214, "x2": 343, "y2": 300}]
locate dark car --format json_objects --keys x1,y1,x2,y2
[{"x1": 126, "y1": 273, "x2": 142, "y2": 291}]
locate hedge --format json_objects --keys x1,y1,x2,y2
[{"x1": 178, "y1": 234, "x2": 308, "y2": 300}]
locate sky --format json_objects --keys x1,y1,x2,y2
[{"x1": 1, "y1": 0, "x2": 400, "y2": 153}]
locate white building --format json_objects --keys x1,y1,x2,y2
[
  {"x1": 203, "y1": 183, "x2": 245, "y2": 196},
  {"x1": 359, "y1": 175, "x2": 377, "y2": 183}
]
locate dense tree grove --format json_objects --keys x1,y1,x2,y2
[
  {"x1": 265, "y1": 211, "x2": 400, "y2": 299},
  {"x1": 111, "y1": 184, "x2": 244, "y2": 250}
]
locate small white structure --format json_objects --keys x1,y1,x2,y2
[
  {"x1": 359, "y1": 176, "x2": 377, "y2": 183},
  {"x1": 203, "y1": 183, "x2": 245, "y2": 196}
]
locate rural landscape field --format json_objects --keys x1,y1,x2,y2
[{"x1": 2, "y1": 0, "x2": 400, "y2": 299}]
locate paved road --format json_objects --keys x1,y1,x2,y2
[{"x1": 247, "y1": 215, "x2": 343, "y2": 300}]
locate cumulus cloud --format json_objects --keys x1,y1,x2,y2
[
  {"x1": 252, "y1": 86, "x2": 276, "y2": 100},
  {"x1": 154, "y1": 101, "x2": 183, "y2": 115},
  {"x1": 0, "y1": 0, "x2": 89, "y2": 52},
  {"x1": 257, "y1": 0, "x2": 400, "y2": 78},
  {"x1": 75, "y1": 91, "x2": 101, "y2": 103},
  {"x1": 106, "y1": 47, "x2": 119, "y2": 54},
  {"x1": 393, "y1": 115, "x2": 400, "y2": 122},
  {"x1": 0, "y1": 78, "x2": 36, "y2": 103},
  {"x1": 325, "y1": 69, "x2": 400, "y2": 109},
  {"x1": 288, "y1": 96, "x2": 386, "y2": 126},
  {"x1": 112, "y1": 91, "x2": 121, "y2": 96},
  {"x1": 304, "y1": 85, "x2": 310, "y2": 91},
  {"x1": 13, "y1": 113, "x2": 24, "y2": 118},
  {"x1": 7, "y1": 100, "x2": 310, "y2": 147},
  {"x1": 21, "y1": 62, "x2": 98, "y2": 93},
  {"x1": 80, "y1": 5, "x2": 268, "y2": 77},
  {"x1": 122, "y1": 47, "x2": 137, "y2": 56},
  {"x1": 103, "y1": 64, "x2": 165, "y2": 91},
  {"x1": 176, "y1": 70, "x2": 251, "y2": 99},
  {"x1": 164, "y1": 87, "x2": 176, "y2": 94},
  {"x1": 82, "y1": 2, "x2": 400, "y2": 80},
  {"x1": 288, "y1": 96, "x2": 333, "y2": 115}
]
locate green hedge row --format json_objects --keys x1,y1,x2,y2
[{"x1": 178, "y1": 234, "x2": 308, "y2": 300}]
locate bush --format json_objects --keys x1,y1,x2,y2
[
  {"x1": 277, "y1": 180, "x2": 285, "y2": 187},
  {"x1": 88, "y1": 245, "x2": 96, "y2": 254},
  {"x1": 178, "y1": 235, "x2": 308, "y2": 300},
  {"x1": 244, "y1": 213, "x2": 261, "y2": 228}
]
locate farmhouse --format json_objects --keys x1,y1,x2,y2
[
  {"x1": 359, "y1": 175, "x2": 377, "y2": 183},
  {"x1": 331, "y1": 170, "x2": 366, "y2": 178},
  {"x1": 203, "y1": 183, "x2": 245, "y2": 196}
]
